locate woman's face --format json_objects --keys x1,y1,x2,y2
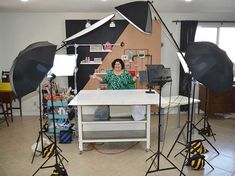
[{"x1": 114, "y1": 61, "x2": 122, "y2": 71}]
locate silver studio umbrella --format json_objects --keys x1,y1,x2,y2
[
  {"x1": 9, "y1": 41, "x2": 57, "y2": 98},
  {"x1": 185, "y1": 41, "x2": 233, "y2": 94},
  {"x1": 64, "y1": 14, "x2": 115, "y2": 42}
]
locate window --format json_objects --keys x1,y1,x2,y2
[{"x1": 195, "y1": 24, "x2": 235, "y2": 63}]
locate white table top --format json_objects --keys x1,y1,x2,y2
[
  {"x1": 69, "y1": 89, "x2": 164, "y2": 106},
  {"x1": 161, "y1": 95, "x2": 200, "y2": 108}
]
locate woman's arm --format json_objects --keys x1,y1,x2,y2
[
  {"x1": 125, "y1": 70, "x2": 139, "y2": 83},
  {"x1": 90, "y1": 74, "x2": 103, "y2": 82},
  {"x1": 132, "y1": 74, "x2": 139, "y2": 81}
]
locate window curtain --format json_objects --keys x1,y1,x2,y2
[{"x1": 179, "y1": 21, "x2": 198, "y2": 111}]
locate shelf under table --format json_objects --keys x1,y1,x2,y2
[{"x1": 82, "y1": 130, "x2": 146, "y2": 143}]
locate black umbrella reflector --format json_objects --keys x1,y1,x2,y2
[
  {"x1": 9, "y1": 41, "x2": 57, "y2": 98},
  {"x1": 115, "y1": 1, "x2": 152, "y2": 34},
  {"x1": 185, "y1": 41, "x2": 233, "y2": 94}
]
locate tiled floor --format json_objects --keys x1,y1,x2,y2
[{"x1": 0, "y1": 114, "x2": 235, "y2": 176}]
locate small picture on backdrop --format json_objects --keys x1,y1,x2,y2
[
  {"x1": 90, "y1": 44, "x2": 103, "y2": 52},
  {"x1": 103, "y1": 41, "x2": 112, "y2": 51},
  {"x1": 94, "y1": 57, "x2": 102, "y2": 63},
  {"x1": 121, "y1": 55, "x2": 128, "y2": 61},
  {"x1": 127, "y1": 50, "x2": 133, "y2": 59},
  {"x1": 138, "y1": 50, "x2": 145, "y2": 58}
]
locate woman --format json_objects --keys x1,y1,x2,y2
[{"x1": 90, "y1": 58, "x2": 138, "y2": 90}]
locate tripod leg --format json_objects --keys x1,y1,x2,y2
[
  {"x1": 204, "y1": 158, "x2": 214, "y2": 170},
  {"x1": 32, "y1": 155, "x2": 52, "y2": 176},
  {"x1": 58, "y1": 150, "x2": 69, "y2": 163},
  {"x1": 194, "y1": 116, "x2": 204, "y2": 127},
  {"x1": 174, "y1": 146, "x2": 187, "y2": 158},
  {"x1": 207, "y1": 121, "x2": 216, "y2": 141},
  {"x1": 145, "y1": 152, "x2": 159, "y2": 176},
  {"x1": 160, "y1": 153, "x2": 186, "y2": 176},
  {"x1": 179, "y1": 151, "x2": 189, "y2": 176},
  {"x1": 31, "y1": 132, "x2": 42, "y2": 164},
  {"x1": 167, "y1": 121, "x2": 188, "y2": 157},
  {"x1": 57, "y1": 153, "x2": 68, "y2": 173},
  {"x1": 146, "y1": 152, "x2": 158, "y2": 162}
]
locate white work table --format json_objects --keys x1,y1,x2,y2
[{"x1": 69, "y1": 89, "x2": 161, "y2": 153}]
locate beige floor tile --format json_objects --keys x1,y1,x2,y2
[{"x1": 0, "y1": 114, "x2": 235, "y2": 176}]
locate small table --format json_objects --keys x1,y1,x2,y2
[{"x1": 69, "y1": 89, "x2": 161, "y2": 153}]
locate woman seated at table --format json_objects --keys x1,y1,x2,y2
[
  {"x1": 90, "y1": 58, "x2": 138, "y2": 90},
  {"x1": 90, "y1": 58, "x2": 144, "y2": 121}
]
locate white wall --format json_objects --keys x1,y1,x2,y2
[{"x1": 1, "y1": 12, "x2": 235, "y2": 115}]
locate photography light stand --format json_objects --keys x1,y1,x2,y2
[
  {"x1": 146, "y1": 82, "x2": 185, "y2": 176},
  {"x1": 178, "y1": 78, "x2": 214, "y2": 174},
  {"x1": 31, "y1": 84, "x2": 53, "y2": 163},
  {"x1": 167, "y1": 55, "x2": 219, "y2": 159},
  {"x1": 167, "y1": 77, "x2": 217, "y2": 175},
  {"x1": 195, "y1": 86, "x2": 216, "y2": 140},
  {"x1": 73, "y1": 44, "x2": 78, "y2": 94},
  {"x1": 145, "y1": 67, "x2": 185, "y2": 176},
  {"x1": 32, "y1": 74, "x2": 68, "y2": 176}
]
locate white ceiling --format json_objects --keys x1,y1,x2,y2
[{"x1": 0, "y1": 0, "x2": 235, "y2": 13}]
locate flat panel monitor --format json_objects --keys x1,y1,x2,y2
[
  {"x1": 147, "y1": 67, "x2": 172, "y2": 86},
  {"x1": 145, "y1": 65, "x2": 172, "y2": 93}
]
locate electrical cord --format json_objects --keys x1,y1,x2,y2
[
  {"x1": 83, "y1": 142, "x2": 139, "y2": 154},
  {"x1": 160, "y1": 81, "x2": 173, "y2": 153}
]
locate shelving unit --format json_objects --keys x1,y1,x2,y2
[
  {"x1": 90, "y1": 50, "x2": 112, "y2": 53},
  {"x1": 47, "y1": 100, "x2": 70, "y2": 133},
  {"x1": 80, "y1": 62, "x2": 102, "y2": 65},
  {"x1": 81, "y1": 114, "x2": 147, "y2": 143}
]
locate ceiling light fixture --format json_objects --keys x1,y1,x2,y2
[
  {"x1": 85, "y1": 20, "x2": 91, "y2": 28},
  {"x1": 20, "y1": 0, "x2": 29, "y2": 2},
  {"x1": 109, "y1": 20, "x2": 116, "y2": 28},
  {"x1": 185, "y1": 0, "x2": 192, "y2": 2}
]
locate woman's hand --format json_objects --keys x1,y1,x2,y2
[
  {"x1": 90, "y1": 74, "x2": 102, "y2": 81},
  {"x1": 89, "y1": 74, "x2": 97, "y2": 79},
  {"x1": 133, "y1": 73, "x2": 139, "y2": 81}
]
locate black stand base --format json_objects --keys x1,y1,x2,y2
[
  {"x1": 196, "y1": 86, "x2": 216, "y2": 140},
  {"x1": 196, "y1": 117, "x2": 216, "y2": 140},
  {"x1": 145, "y1": 87, "x2": 155, "y2": 94},
  {"x1": 145, "y1": 151, "x2": 185, "y2": 176},
  {"x1": 32, "y1": 148, "x2": 69, "y2": 176},
  {"x1": 145, "y1": 84, "x2": 185, "y2": 176},
  {"x1": 31, "y1": 130, "x2": 52, "y2": 164},
  {"x1": 180, "y1": 151, "x2": 214, "y2": 174},
  {"x1": 31, "y1": 130, "x2": 65, "y2": 164},
  {"x1": 167, "y1": 121, "x2": 218, "y2": 175},
  {"x1": 167, "y1": 121, "x2": 219, "y2": 158}
]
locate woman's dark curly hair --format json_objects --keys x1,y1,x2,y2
[{"x1": 111, "y1": 58, "x2": 125, "y2": 69}]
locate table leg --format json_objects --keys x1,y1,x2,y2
[
  {"x1": 77, "y1": 105, "x2": 83, "y2": 153},
  {"x1": 146, "y1": 105, "x2": 151, "y2": 150}
]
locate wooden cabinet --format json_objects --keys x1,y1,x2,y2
[{"x1": 199, "y1": 84, "x2": 235, "y2": 115}]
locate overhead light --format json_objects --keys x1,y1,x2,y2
[
  {"x1": 20, "y1": 0, "x2": 29, "y2": 2},
  {"x1": 185, "y1": 0, "x2": 192, "y2": 2},
  {"x1": 85, "y1": 20, "x2": 91, "y2": 28},
  {"x1": 109, "y1": 20, "x2": 116, "y2": 28}
]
